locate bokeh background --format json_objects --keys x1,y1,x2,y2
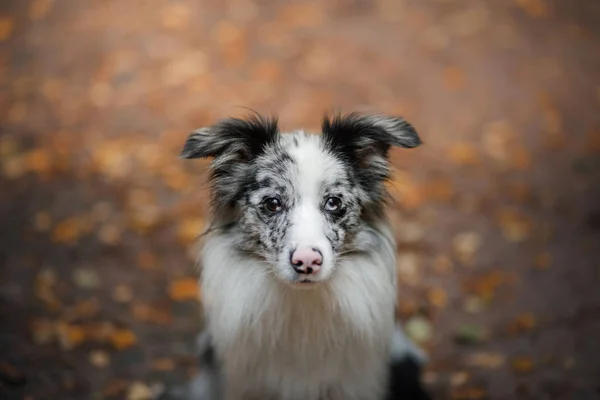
[{"x1": 1, "y1": 0, "x2": 599, "y2": 399}]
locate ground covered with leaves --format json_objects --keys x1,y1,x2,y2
[{"x1": 1, "y1": 0, "x2": 599, "y2": 399}]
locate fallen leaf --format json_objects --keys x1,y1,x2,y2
[
  {"x1": 98, "y1": 223, "x2": 122, "y2": 245},
  {"x1": 113, "y1": 284, "x2": 134, "y2": 303},
  {"x1": 30, "y1": 318, "x2": 56, "y2": 344},
  {"x1": 405, "y1": 316, "x2": 433, "y2": 344},
  {"x1": 127, "y1": 381, "x2": 152, "y2": 400},
  {"x1": 427, "y1": 287, "x2": 448, "y2": 308},
  {"x1": 425, "y1": 177, "x2": 455, "y2": 203},
  {"x1": 63, "y1": 298, "x2": 101, "y2": 321},
  {"x1": 433, "y1": 255, "x2": 453, "y2": 274},
  {"x1": 462, "y1": 270, "x2": 516, "y2": 303},
  {"x1": 587, "y1": 129, "x2": 600, "y2": 153},
  {"x1": 168, "y1": 278, "x2": 199, "y2": 302},
  {"x1": 466, "y1": 352, "x2": 506, "y2": 369},
  {"x1": 450, "y1": 387, "x2": 487, "y2": 400},
  {"x1": 89, "y1": 350, "x2": 110, "y2": 368},
  {"x1": 103, "y1": 379, "x2": 128, "y2": 397},
  {"x1": 72, "y1": 267, "x2": 101, "y2": 289},
  {"x1": 129, "y1": 205, "x2": 162, "y2": 234},
  {"x1": 278, "y1": 2, "x2": 325, "y2": 28},
  {"x1": 29, "y1": 0, "x2": 54, "y2": 21},
  {"x1": 463, "y1": 296, "x2": 484, "y2": 314},
  {"x1": 131, "y1": 303, "x2": 172, "y2": 324},
  {"x1": 506, "y1": 313, "x2": 536, "y2": 336},
  {"x1": 151, "y1": 358, "x2": 175, "y2": 371},
  {"x1": 511, "y1": 146, "x2": 532, "y2": 170},
  {"x1": 34, "y1": 268, "x2": 60, "y2": 311},
  {"x1": 110, "y1": 329, "x2": 137, "y2": 350},
  {"x1": 56, "y1": 322, "x2": 86, "y2": 350},
  {"x1": 496, "y1": 208, "x2": 532, "y2": 242},
  {"x1": 177, "y1": 218, "x2": 205, "y2": 244},
  {"x1": 41, "y1": 78, "x2": 61, "y2": 101},
  {"x1": 51, "y1": 218, "x2": 82, "y2": 244},
  {"x1": 452, "y1": 231, "x2": 482, "y2": 265},
  {"x1": 387, "y1": 171, "x2": 424, "y2": 210},
  {"x1": 511, "y1": 355, "x2": 535, "y2": 374},
  {"x1": 482, "y1": 120, "x2": 516, "y2": 164},
  {"x1": 515, "y1": 0, "x2": 549, "y2": 18},
  {"x1": 161, "y1": 4, "x2": 190, "y2": 30},
  {"x1": 33, "y1": 212, "x2": 52, "y2": 232},
  {"x1": 446, "y1": 5, "x2": 490, "y2": 37},
  {"x1": 454, "y1": 324, "x2": 489, "y2": 345},
  {"x1": 396, "y1": 253, "x2": 421, "y2": 285},
  {"x1": 443, "y1": 66, "x2": 465, "y2": 91},
  {"x1": 24, "y1": 148, "x2": 52, "y2": 175},
  {"x1": 447, "y1": 143, "x2": 480, "y2": 166},
  {"x1": 449, "y1": 371, "x2": 470, "y2": 387},
  {"x1": 252, "y1": 59, "x2": 283, "y2": 83},
  {"x1": 2, "y1": 156, "x2": 27, "y2": 179},
  {"x1": 0, "y1": 18, "x2": 14, "y2": 42}
]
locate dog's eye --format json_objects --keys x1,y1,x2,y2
[
  {"x1": 263, "y1": 197, "x2": 282, "y2": 213},
  {"x1": 324, "y1": 196, "x2": 342, "y2": 212}
]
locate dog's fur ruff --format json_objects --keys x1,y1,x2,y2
[{"x1": 178, "y1": 112, "x2": 430, "y2": 400}]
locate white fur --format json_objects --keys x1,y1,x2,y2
[
  {"x1": 194, "y1": 133, "x2": 423, "y2": 400},
  {"x1": 200, "y1": 218, "x2": 398, "y2": 400}
]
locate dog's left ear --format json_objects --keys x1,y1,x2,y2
[
  {"x1": 322, "y1": 113, "x2": 421, "y2": 156},
  {"x1": 180, "y1": 113, "x2": 279, "y2": 161}
]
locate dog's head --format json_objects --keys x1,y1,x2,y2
[{"x1": 180, "y1": 112, "x2": 421, "y2": 287}]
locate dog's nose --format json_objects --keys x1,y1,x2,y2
[{"x1": 290, "y1": 247, "x2": 323, "y2": 274}]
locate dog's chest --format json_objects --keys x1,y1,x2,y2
[{"x1": 209, "y1": 287, "x2": 392, "y2": 399}]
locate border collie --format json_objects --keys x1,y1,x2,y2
[{"x1": 178, "y1": 112, "x2": 430, "y2": 400}]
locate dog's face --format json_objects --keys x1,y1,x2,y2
[{"x1": 180, "y1": 113, "x2": 421, "y2": 287}]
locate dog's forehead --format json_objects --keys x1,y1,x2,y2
[
  {"x1": 252, "y1": 131, "x2": 348, "y2": 193},
  {"x1": 281, "y1": 131, "x2": 347, "y2": 188}
]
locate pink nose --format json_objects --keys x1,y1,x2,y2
[{"x1": 290, "y1": 247, "x2": 323, "y2": 275}]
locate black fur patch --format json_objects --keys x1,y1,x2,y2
[
  {"x1": 180, "y1": 113, "x2": 280, "y2": 216},
  {"x1": 322, "y1": 112, "x2": 421, "y2": 211},
  {"x1": 387, "y1": 356, "x2": 432, "y2": 400}
]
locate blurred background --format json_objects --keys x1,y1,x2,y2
[{"x1": 1, "y1": 0, "x2": 599, "y2": 399}]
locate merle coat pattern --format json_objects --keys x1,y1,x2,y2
[{"x1": 179, "y1": 112, "x2": 430, "y2": 400}]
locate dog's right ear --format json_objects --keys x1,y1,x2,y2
[{"x1": 180, "y1": 113, "x2": 279, "y2": 161}]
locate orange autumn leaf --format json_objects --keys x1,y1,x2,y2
[
  {"x1": 587, "y1": 129, "x2": 600, "y2": 153},
  {"x1": 506, "y1": 313, "x2": 537, "y2": 336},
  {"x1": 0, "y1": 17, "x2": 14, "y2": 42},
  {"x1": 56, "y1": 322, "x2": 86, "y2": 350},
  {"x1": 24, "y1": 148, "x2": 52, "y2": 175},
  {"x1": 161, "y1": 4, "x2": 190, "y2": 30},
  {"x1": 151, "y1": 358, "x2": 175, "y2": 371},
  {"x1": 168, "y1": 278, "x2": 199, "y2": 301},
  {"x1": 447, "y1": 143, "x2": 480, "y2": 166},
  {"x1": 443, "y1": 66, "x2": 465, "y2": 91},
  {"x1": 177, "y1": 218, "x2": 205, "y2": 244},
  {"x1": 109, "y1": 329, "x2": 137, "y2": 350},
  {"x1": 51, "y1": 218, "x2": 81, "y2": 244},
  {"x1": 515, "y1": 0, "x2": 549, "y2": 18},
  {"x1": 511, "y1": 355, "x2": 535, "y2": 373},
  {"x1": 427, "y1": 287, "x2": 448, "y2": 308},
  {"x1": 29, "y1": 0, "x2": 54, "y2": 20}
]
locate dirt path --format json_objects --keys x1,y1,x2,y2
[{"x1": 1, "y1": 0, "x2": 599, "y2": 399}]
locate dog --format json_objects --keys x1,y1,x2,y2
[{"x1": 178, "y1": 112, "x2": 430, "y2": 400}]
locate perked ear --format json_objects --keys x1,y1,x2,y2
[
  {"x1": 180, "y1": 113, "x2": 279, "y2": 161},
  {"x1": 321, "y1": 112, "x2": 422, "y2": 208},
  {"x1": 321, "y1": 112, "x2": 421, "y2": 155}
]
